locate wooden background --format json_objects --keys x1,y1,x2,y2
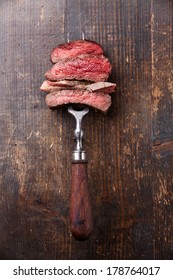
[{"x1": 0, "y1": 0, "x2": 172, "y2": 260}]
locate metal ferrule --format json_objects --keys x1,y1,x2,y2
[{"x1": 72, "y1": 150, "x2": 87, "y2": 162}]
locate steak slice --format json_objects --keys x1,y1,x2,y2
[
  {"x1": 40, "y1": 80, "x2": 116, "y2": 94},
  {"x1": 40, "y1": 80, "x2": 90, "y2": 92},
  {"x1": 51, "y1": 40, "x2": 104, "y2": 63},
  {"x1": 45, "y1": 90, "x2": 111, "y2": 112},
  {"x1": 45, "y1": 55, "x2": 112, "y2": 82},
  {"x1": 86, "y1": 82, "x2": 116, "y2": 94}
]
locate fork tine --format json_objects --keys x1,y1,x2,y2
[{"x1": 82, "y1": 32, "x2": 85, "y2": 40}]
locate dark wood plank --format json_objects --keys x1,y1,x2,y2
[
  {"x1": 0, "y1": 0, "x2": 172, "y2": 260},
  {"x1": 0, "y1": 0, "x2": 68, "y2": 260},
  {"x1": 151, "y1": 0, "x2": 173, "y2": 260},
  {"x1": 151, "y1": 0, "x2": 173, "y2": 145}
]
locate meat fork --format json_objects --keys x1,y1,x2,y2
[{"x1": 68, "y1": 106, "x2": 93, "y2": 240}]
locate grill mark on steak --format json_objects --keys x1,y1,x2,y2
[
  {"x1": 51, "y1": 40, "x2": 104, "y2": 63},
  {"x1": 40, "y1": 80, "x2": 116, "y2": 94},
  {"x1": 45, "y1": 90, "x2": 111, "y2": 112},
  {"x1": 45, "y1": 55, "x2": 112, "y2": 82}
]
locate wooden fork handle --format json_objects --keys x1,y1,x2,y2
[{"x1": 70, "y1": 161, "x2": 93, "y2": 241}]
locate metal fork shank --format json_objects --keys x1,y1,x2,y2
[{"x1": 68, "y1": 106, "x2": 89, "y2": 162}]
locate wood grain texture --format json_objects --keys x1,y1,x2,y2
[{"x1": 0, "y1": 0, "x2": 172, "y2": 259}]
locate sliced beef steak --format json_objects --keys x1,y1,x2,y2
[
  {"x1": 40, "y1": 80, "x2": 116, "y2": 94},
  {"x1": 45, "y1": 55, "x2": 112, "y2": 82},
  {"x1": 41, "y1": 39, "x2": 115, "y2": 113},
  {"x1": 51, "y1": 40, "x2": 103, "y2": 63},
  {"x1": 45, "y1": 90, "x2": 111, "y2": 112}
]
